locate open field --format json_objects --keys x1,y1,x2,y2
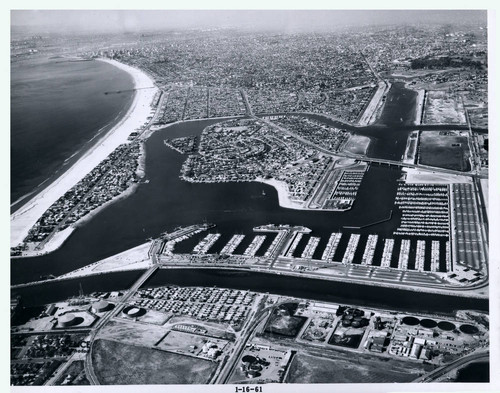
[
  {"x1": 418, "y1": 131, "x2": 471, "y2": 172},
  {"x1": 343, "y1": 134, "x2": 371, "y2": 155},
  {"x1": 121, "y1": 308, "x2": 171, "y2": 325},
  {"x1": 92, "y1": 339, "x2": 217, "y2": 384},
  {"x1": 422, "y1": 90, "x2": 466, "y2": 124},
  {"x1": 97, "y1": 319, "x2": 167, "y2": 347},
  {"x1": 156, "y1": 330, "x2": 228, "y2": 357},
  {"x1": 285, "y1": 352, "x2": 429, "y2": 383}
]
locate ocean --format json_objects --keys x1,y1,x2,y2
[{"x1": 10, "y1": 56, "x2": 135, "y2": 210}]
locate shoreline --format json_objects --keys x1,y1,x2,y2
[
  {"x1": 11, "y1": 181, "x2": 144, "y2": 259},
  {"x1": 256, "y1": 178, "x2": 302, "y2": 209},
  {"x1": 10, "y1": 59, "x2": 158, "y2": 250},
  {"x1": 414, "y1": 88, "x2": 426, "y2": 125},
  {"x1": 10, "y1": 62, "x2": 135, "y2": 214},
  {"x1": 357, "y1": 81, "x2": 390, "y2": 126}
]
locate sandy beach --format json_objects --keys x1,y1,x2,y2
[
  {"x1": 10, "y1": 59, "x2": 158, "y2": 249},
  {"x1": 414, "y1": 89, "x2": 425, "y2": 125},
  {"x1": 59, "y1": 241, "x2": 152, "y2": 280},
  {"x1": 357, "y1": 81, "x2": 390, "y2": 126},
  {"x1": 256, "y1": 178, "x2": 304, "y2": 210}
]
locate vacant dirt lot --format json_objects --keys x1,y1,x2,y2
[
  {"x1": 423, "y1": 91, "x2": 466, "y2": 124},
  {"x1": 91, "y1": 339, "x2": 217, "y2": 384},
  {"x1": 97, "y1": 319, "x2": 168, "y2": 347},
  {"x1": 418, "y1": 131, "x2": 471, "y2": 171},
  {"x1": 286, "y1": 352, "x2": 430, "y2": 383}
]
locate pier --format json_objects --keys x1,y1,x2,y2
[
  {"x1": 264, "y1": 231, "x2": 288, "y2": 258},
  {"x1": 415, "y1": 240, "x2": 426, "y2": 272},
  {"x1": 301, "y1": 237, "x2": 320, "y2": 259},
  {"x1": 321, "y1": 233, "x2": 342, "y2": 261},
  {"x1": 243, "y1": 236, "x2": 266, "y2": 257},
  {"x1": 398, "y1": 239, "x2": 411, "y2": 270},
  {"x1": 193, "y1": 233, "x2": 221, "y2": 255},
  {"x1": 342, "y1": 234, "x2": 360, "y2": 264},
  {"x1": 220, "y1": 235, "x2": 245, "y2": 255},
  {"x1": 158, "y1": 224, "x2": 214, "y2": 256},
  {"x1": 361, "y1": 234, "x2": 378, "y2": 265},
  {"x1": 446, "y1": 241, "x2": 451, "y2": 272},
  {"x1": 431, "y1": 240, "x2": 440, "y2": 272},
  {"x1": 323, "y1": 169, "x2": 365, "y2": 210},
  {"x1": 381, "y1": 238, "x2": 394, "y2": 268},
  {"x1": 284, "y1": 233, "x2": 303, "y2": 258},
  {"x1": 344, "y1": 210, "x2": 393, "y2": 230}
]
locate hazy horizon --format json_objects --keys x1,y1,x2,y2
[{"x1": 11, "y1": 10, "x2": 487, "y2": 34}]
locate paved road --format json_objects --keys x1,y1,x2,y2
[
  {"x1": 413, "y1": 350, "x2": 489, "y2": 382},
  {"x1": 84, "y1": 264, "x2": 159, "y2": 385},
  {"x1": 240, "y1": 90, "x2": 254, "y2": 116},
  {"x1": 216, "y1": 298, "x2": 274, "y2": 384},
  {"x1": 258, "y1": 116, "x2": 486, "y2": 179},
  {"x1": 216, "y1": 297, "x2": 302, "y2": 384}
]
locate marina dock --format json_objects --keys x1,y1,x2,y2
[
  {"x1": 342, "y1": 234, "x2": 360, "y2": 264},
  {"x1": 415, "y1": 240, "x2": 425, "y2": 272},
  {"x1": 243, "y1": 236, "x2": 266, "y2": 257},
  {"x1": 431, "y1": 240, "x2": 440, "y2": 272},
  {"x1": 284, "y1": 233, "x2": 303, "y2": 258},
  {"x1": 193, "y1": 233, "x2": 221, "y2": 255},
  {"x1": 394, "y1": 184, "x2": 449, "y2": 238},
  {"x1": 301, "y1": 237, "x2": 320, "y2": 259},
  {"x1": 398, "y1": 239, "x2": 411, "y2": 270},
  {"x1": 220, "y1": 235, "x2": 245, "y2": 255},
  {"x1": 156, "y1": 226, "x2": 454, "y2": 276},
  {"x1": 381, "y1": 238, "x2": 394, "y2": 268},
  {"x1": 321, "y1": 233, "x2": 342, "y2": 261},
  {"x1": 361, "y1": 234, "x2": 378, "y2": 265}
]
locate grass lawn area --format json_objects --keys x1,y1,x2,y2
[
  {"x1": 418, "y1": 131, "x2": 470, "y2": 171},
  {"x1": 285, "y1": 352, "x2": 429, "y2": 383},
  {"x1": 91, "y1": 339, "x2": 218, "y2": 384}
]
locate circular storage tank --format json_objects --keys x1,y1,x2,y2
[
  {"x1": 122, "y1": 306, "x2": 145, "y2": 318},
  {"x1": 420, "y1": 319, "x2": 438, "y2": 329},
  {"x1": 460, "y1": 324, "x2": 479, "y2": 335},
  {"x1": 249, "y1": 363, "x2": 263, "y2": 372},
  {"x1": 402, "y1": 316, "x2": 420, "y2": 326},
  {"x1": 242, "y1": 355, "x2": 257, "y2": 364},
  {"x1": 92, "y1": 300, "x2": 111, "y2": 313},
  {"x1": 438, "y1": 321, "x2": 456, "y2": 331},
  {"x1": 342, "y1": 319, "x2": 352, "y2": 327},
  {"x1": 247, "y1": 370, "x2": 261, "y2": 378},
  {"x1": 58, "y1": 313, "x2": 77, "y2": 327}
]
